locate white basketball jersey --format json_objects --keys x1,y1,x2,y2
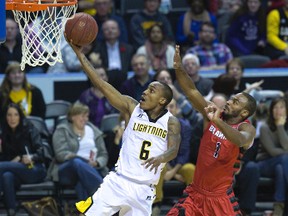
[{"x1": 115, "y1": 104, "x2": 172, "y2": 185}]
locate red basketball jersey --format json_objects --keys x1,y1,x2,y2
[{"x1": 193, "y1": 120, "x2": 249, "y2": 193}]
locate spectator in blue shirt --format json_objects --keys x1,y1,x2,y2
[
  {"x1": 186, "y1": 21, "x2": 233, "y2": 70},
  {"x1": 176, "y1": 0, "x2": 217, "y2": 53},
  {"x1": 226, "y1": 0, "x2": 266, "y2": 56}
]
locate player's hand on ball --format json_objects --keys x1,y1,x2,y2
[
  {"x1": 142, "y1": 156, "x2": 163, "y2": 174},
  {"x1": 65, "y1": 34, "x2": 82, "y2": 53}
]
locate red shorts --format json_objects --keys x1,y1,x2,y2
[{"x1": 166, "y1": 184, "x2": 242, "y2": 216}]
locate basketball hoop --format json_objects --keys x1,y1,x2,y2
[{"x1": 6, "y1": 0, "x2": 78, "y2": 70}]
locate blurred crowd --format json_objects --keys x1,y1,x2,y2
[{"x1": 1, "y1": 0, "x2": 288, "y2": 215}]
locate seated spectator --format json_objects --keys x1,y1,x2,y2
[
  {"x1": 78, "y1": 66, "x2": 118, "y2": 128},
  {"x1": 256, "y1": 97, "x2": 288, "y2": 216},
  {"x1": 0, "y1": 17, "x2": 22, "y2": 74},
  {"x1": 93, "y1": 19, "x2": 134, "y2": 90},
  {"x1": 174, "y1": 53, "x2": 214, "y2": 98},
  {"x1": 49, "y1": 102, "x2": 109, "y2": 200},
  {"x1": 120, "y1": 54, "x2": 154, "y2": 101},
  {"x1": 0, "y1": 103, "x2": 47, "y2": 216},
  {"x1": 152, "y1": 99, "x2": 195, "y2": 215},
  {"x1": 136, "y1": 23, "x2": 175, "y2": 71},
  {"x1": 129, "y1": 0, "x2": 174, "y2": 49},
  {"x1": 264, "y1": 1, "x2": 288, "y2": 59},
  {"x1": 176, "y1": 0, "x2": 217, "y2": 52},
  {"x1": 0, "y1": 62, "x2": 46, "y2": 122},
  {"x1": 93, "y1": 0, "x2": 128, "y2": 43},
  {"x1": 186, "y1": 21, "x2": 233, "y2": 70},
  {"x1": 225, "y1": 58, "x2": 246, "y2": 93},
  {"x1": 154, "y1": 69, "x2": 198, "y2": 126},
  {"x1": 226, "y1": 0, "x2": 266, "y2": 56},
  {"x1": 226, "y1": 58, "x2": 284, "y2": 101}
]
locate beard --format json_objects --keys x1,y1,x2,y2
[{"x1": 222, "y1": 109, "x2": 241, "y2": 121}]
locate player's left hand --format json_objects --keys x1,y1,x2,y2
[
  {"x1": 64, "y1": 33, "x2": 83, "y2": 53},
  {"x1": 142, "y1": 156, "x2": 163, "y2": 174}
]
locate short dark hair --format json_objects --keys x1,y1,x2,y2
[
  {"x1": 242, "y1": 92, "x2": 257, "y2": 118},
  {"x1": 159, "y1": 82, "x2": 173, "y2": 107}
]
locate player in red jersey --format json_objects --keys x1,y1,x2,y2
[{"x1": 167, "y1": 45, "x2": 257, "y2": 216}]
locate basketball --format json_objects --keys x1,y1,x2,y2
[{"x1": 65, "y1": 12, "x2": 98, "y2": 46}]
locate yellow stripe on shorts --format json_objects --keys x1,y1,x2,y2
[{"x1": 75, "y1": 196, "x2": 93, "y2": 213}]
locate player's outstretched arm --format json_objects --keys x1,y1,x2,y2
[
  {"x1": 142, "y1": 116, "x2": 181, "y2": 174},
  {"x1": 69, "y1": 42, "x2": 137, "y2": 114},
  {"x1": 174, "y1": 45, "x2": 207, "y2": 116}
]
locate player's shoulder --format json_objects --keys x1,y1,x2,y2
[
  {"x1": 125, "y1": 96, "x2": 139, "y2": 113},
  {"x1": 238, "y1": 120, "x2": 256, "y2": 133}
]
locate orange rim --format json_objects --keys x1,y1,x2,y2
[{"x1": 6, "y1": 0, "x2": 77, "y2": 11}]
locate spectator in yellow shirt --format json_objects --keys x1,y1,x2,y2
[{"x1": 265, "y1": 1, "x2": 288, "y2": 59}]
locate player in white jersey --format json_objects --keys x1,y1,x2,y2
[
  {"x1": 68, "y1": 41, "x2": 181, "y2": 216},
  {"x1": 116, "y1": 103, "x2": 173, "y2": 185}
]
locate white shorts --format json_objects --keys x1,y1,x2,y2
[{"x1": 76, "y1": 171, "x2": 156, "y2": 216}]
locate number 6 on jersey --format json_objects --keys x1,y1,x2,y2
[{"x1": 139, "y1": 141, "x2": 152, "y2": 160}]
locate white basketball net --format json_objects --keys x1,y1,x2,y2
[{"x1": 12, "y1": 3, "x2": 77, "y2": 70}]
